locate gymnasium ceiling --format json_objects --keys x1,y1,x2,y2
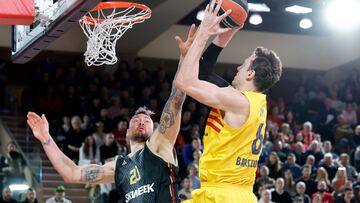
[{"x1": 0, "y1": 0, "x2": 359, "y2": 70}]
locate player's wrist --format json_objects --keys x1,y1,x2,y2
[{"x1": 41, "y1": 136, "x2": 51, "y2": 145}]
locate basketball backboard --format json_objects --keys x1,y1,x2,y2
[{"x1": 11, "y1": 0, "x2": 101, "y2": 64}]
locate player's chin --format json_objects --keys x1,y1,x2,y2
[{"x1": 131, "y1": 133, "x2": 150, "y2": 142}]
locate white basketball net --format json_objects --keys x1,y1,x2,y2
[{"x1": 79, "y1": 6, "x2": 150, "y2": 66}]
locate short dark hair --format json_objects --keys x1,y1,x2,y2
[
  {"x1": 133, "y1": 107, "x2": 154, "y2": 117},
  {"x1": 250, "y1": 47, "x2": 282, "y2": 92}
]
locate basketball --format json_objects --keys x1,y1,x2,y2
[{"x1": 218, "y1": 0, "x2": 248, "y2": 28}]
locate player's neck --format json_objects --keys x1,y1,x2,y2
[
  {"x1": 129, "y1": 141, "x2": 146, "y2": 155},
  {"x1": 234, "y1": 83, "x2": 257, "y2": 92}
]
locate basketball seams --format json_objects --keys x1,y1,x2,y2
[{"x1": 217, "y1": 0, "x2": 248, "y2": 27}]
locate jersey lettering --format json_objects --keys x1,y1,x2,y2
[{"x1": 129, "y1": 166, "x2": 141, "y2": 185}]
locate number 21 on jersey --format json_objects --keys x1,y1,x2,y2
[{"x1": 130, "y1": 166, "x2": 141, "y2": 185}]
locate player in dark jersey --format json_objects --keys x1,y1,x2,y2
[{"x1": 26, "y1": 24, "x2": 220, "y2": 203}]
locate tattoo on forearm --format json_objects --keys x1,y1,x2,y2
[
  {"x1": 159, "y1": 87, "x2": 185, "y2": 134},
  {"x1": 80, "y1": 165, "x2": 104, "y2": 183}
]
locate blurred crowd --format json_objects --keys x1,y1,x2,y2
[{"x1": 0, "y1": 57, "x2": 359, "y2": 203}]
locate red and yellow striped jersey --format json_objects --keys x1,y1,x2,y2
[{"x1": 199, "y1": 91, "x2": 267, "y2": 187}]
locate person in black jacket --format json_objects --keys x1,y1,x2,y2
[{"x1": 21, "y1": 188, "x2": 38, "y2": 203}]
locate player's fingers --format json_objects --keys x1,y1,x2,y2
[
  {"x1": 205, "y1": 4, "x2": 210, "y2": 13},
  {"x1": 217, "y1": 9, "x2": 232, "y2": 22},
  {"x1": 28, "y1": 112, "x2": 42, "y2": 121},
  {"x1": 214, "y1": 0, "x2": 222, "y2": 14},
  {"x1": 217, "y1": 28, "x2": 232, "y2": 35},
  {"x1": 209, "y1": 0, "x2": 216, "y2": 13},
  {"x1": 27, "y1": 120, "x2": 35, "y2": 130},
  {"x1": 174, "y1": 36, "x2": 184, "y2": 46},
  {"x1": 42, "y1": 114, "x2": 48, "y2": 125},
  {"x1": 188, "y1": 24, "x2": 197, "y2": 38}
]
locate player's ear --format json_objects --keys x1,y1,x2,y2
[{"x1": 246, "y1": 69, "x2": 255, "y2": 81}]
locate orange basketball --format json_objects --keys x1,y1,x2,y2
[{"x1": 218, "y1": 0, "x2": 248, "y2": 28}]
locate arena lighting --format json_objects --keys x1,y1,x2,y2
[
  {"x1": 249, "y1": 13, "x2": 262, "y2": 25},
  {"x1": 248, "y1": 3, "x2": 271, "y2": 12},
  {"x1": 196, "y1": 10, "x2": 205, "y2": 21},
  {"x1": 285, "y1": 5, "x2": 312, "y2": 14},
  {"x1": 299, "y1": 18, "x2": 312, "y2": 29},
  {"x1": 9, "y1": 184, "x2": 29, "y2": 191},
  {"x1": 325, "y1": 0, "x2": 360, "y2": 29}
]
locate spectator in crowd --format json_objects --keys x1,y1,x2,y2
[
  {"x1": 304, "y1": 155, "x2": 317, "y2": 176},
  {"x1": 0, "y1": 142, "x2": 25, "y2": 188},
  {"x1": 293, "y1": 142, "x2": 306, "y2": 166},
  {"x1": 304, "y1": 140, "x2": 323, "y2": 165},
  {"x1": 92, "y1": 122, "x2": 106, "y2": 147},
  {"x1": 0, "y1": 187, "x2": 17, "y2": 203},
  {"x1": 266, "y1": 152, "x2": 282, "y2": 179},
  {"x1": 339, "y1": 153, "x2": 358, "y2": 182},
  {"x1": 99, "y1": 133, "x2": 118, "y2": 164},
  {"x1": 315, "y1": 167, "x2": 331, "y2": 188},
  {"x1": 295, "y1": 181, "x2": 311, "y2": 203},
  {"x1": 107, "y1": 96, "x2": 122, "y2": 120},
  {"x1": 79, "y1": 135, "x2": 100, "y2": 166},
  {"x1": 267, "y1": 106, "x2": 283, "y2": 128},
  {"x1": 258, "y1": 189, "x2": 274, "y2": 203},
  {"x1": 340, "y1": 103, "x2": 357, "y2": 126},
  {"x1": 351, "y1": 125, "x2": 360, "y2": 148},
  {"x1": 97, "y1": 109, "x2": 113, "y2": 132},
  {"x1": 178, "y1": 177, "x2": 193, "y2": 200},
  {"x1": 64, "y1": 116, "x2": 87, "y2": 163},
  {"x1": 312, "y1": 180, "x2": 334, "y2": 203},
  {"x1": 112, "y1": 120, "x2": 128, "y2": 146},
  {"x1": 334, "y1": 115, "x2": 354, "y2": 148},
  {"x1": 298, "y1": 122, "x2": 315, "y2": 147},
  {"x1": 280, "y1": 153, "x2": 302, "y2": 180},
  {"x1": 334, "y1": 187, "x2": 356, "y2": 203},
  {"x1": 80, "y1": 115, "x2": 93, "y2": 134},
  {"x1": 319, "y1": 153, "x2": 338, "y2": 180},
  {"x1": 352, "y1": 146, "x2": 360, "y2": 172},
  {"x1": 187, "y1": 164, "x2": 200, "y2": 189},
  {"x1": 45, "y1": 186, "x2": 71, "y2": 203},
  {"x1": 21, "y1": 188, "x2": 38, "y2": 203},
  {"x1": 180, "y1": 111, "x2": 193, "y2": 144},
  {"x1": 284, "y1": 169, "x2": 296, "y2": 196},
  {"x1": 354, "y1": 185, "x2": 360, "y2": 203},
  {"x1": 291, "y1": 195, "x2": 304, "y2": 203},
  {"x1": 279, "y1": 123, "x2": 294, "y2": 144},
  {"x1": 332, "y1": 167, "x2": 348, "y2": 195},
  {"x1": 323, "y1": 141, "x2": 339, "y2": 160},
  {"x1": 271, "y1": 178, "x2": 292, "y2": 202},
  {"x1": 296, "y1": 164, "x2": 317, "y2": 196},
  {"x1": 182, "y1": 137, "x2": 202, "y2": 166},
  {"x1": 255, "y1": 165, "x2": 275, "y2": 191},
  {"x1": 191, "y1": 150, "x2": 201, "y2": 166}
]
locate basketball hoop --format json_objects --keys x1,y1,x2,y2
[{"x1": 79, "y1": 2, "x2": 151, "y2": 66}]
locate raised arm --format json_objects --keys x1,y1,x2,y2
[
  {"x1": 27, "y1": 112, "x2": 114, "y2": 184},
  {"x1": 174, "y1": 0, "x2": 248, "y2": 112},
  {"x1": 148, "y1": 25, "x2": 199, "y2": 150}
]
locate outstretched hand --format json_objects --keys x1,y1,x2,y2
[
  {"x1": 214, "y1": 27, "x2": 241, "y2": 48},
  {"x1": 198, "y1": 0, "x2": 232, "y2": 37},
  {"x1": 27, "y1": 112, "x2": 50, "y2": 143},
  {"x1": 175, "y1": 24, "x2": 198, "y2": 58}
]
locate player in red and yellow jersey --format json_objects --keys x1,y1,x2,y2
[{"x1": 174, "y1": 0, "x2": 282, "y2": 202}]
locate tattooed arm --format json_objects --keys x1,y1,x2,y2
[{"x1": 27, "y1": 112, "x2": 115, "y2": 184}]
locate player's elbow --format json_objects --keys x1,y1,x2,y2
[
  {"x1": 173, "y1": 79, "x2": 188, "y2": 92},
  {"x1": 63, "y1": 175, "x2": 74, "y2": 183}
]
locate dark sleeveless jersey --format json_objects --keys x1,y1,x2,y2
[{"x1": 115, "y1": 143, "x2": 180, "y2": 203}]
